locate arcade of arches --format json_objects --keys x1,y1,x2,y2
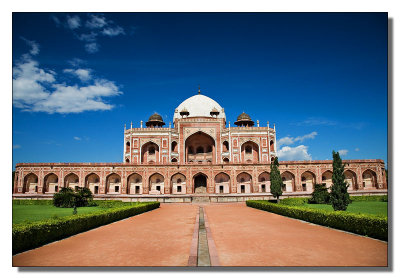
[{"x1": 14, "y1": 164, "x2": 387, "y2": 196}]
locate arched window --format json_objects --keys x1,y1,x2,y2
[
  {"x1": 196, "y1": 146, "x2": 204, "y2": 153},
  {"x1": 126, "y1": 141, "x2": 131, "y2": 152},
  {"x1": 223, "y1": 141, "x2": 229, "y2": 152},
  {"x1": 270, "y1": 140, "x2": 275, "y2": 151},
  {"x1": 149, "y1": 147, "x2": 155, "y2": 155},
  {"x1": 171, "y1": 158, "x2": 178, "y2": 162},
  {"x1": 223, "y1": 158, "x2": 229, "y2": 163},
  {"x1": 245, "y1": 145, "x2": 252, "y2": 154},
  {"x1": 125, "y1": 158, "x2": 130, "y2": 163},
  {"x1": 177, "y1": 178, "x2": 182, "y2": 184},
  {"x1": 171, "y1": 141, "x2": 178, "y2": 152},
  {"x1": 301, "y1": 176, "x2": 306, "y2": 181}
]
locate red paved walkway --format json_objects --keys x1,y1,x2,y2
[
  {"x1": 13, "y1": 204, "x2": 198, "y2": 267},
  {"x1": 204, "y1": 203, "x2": 387, "y2": 266},
  {"x1": 13, "y1": 203, "x2": 388, "y2": 267}
]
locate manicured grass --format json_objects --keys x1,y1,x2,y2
[
  {"x1": 302, "y1": 201, "x2": 387, "y2": 217},
  {"x1": 13, "y1": 204, "x2": 108, "y2": 224}
]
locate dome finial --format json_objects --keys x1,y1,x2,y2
[{"x1": 198, "y1": 84, "x2": 201, "y2": 95}]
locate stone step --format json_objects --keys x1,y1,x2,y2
[{"x1": 192, "y1": 196, "x2": 210, "y2": 203}]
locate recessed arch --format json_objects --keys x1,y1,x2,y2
[
  {"x1": 149, "y1": 173, "x2": 165, "y2": 194},
  {"x1": 193, "y1": 172, "x2": 208, "y2": 194},
  {"x1": 64, "y1": 173, "x2": 79, "y2": 190},
  {"x1": 281, "y1": 171, "x2": 295, "y2": 192},
  {"x1": 344, "y1": 169, "x2": 358, "y2": 190},
  {"x1": 171, "y1": 141, "x2": 178, "y2": 152},
  {"x1": 141, "y1": 141, "x2": 160, "y2": 163},
  {"x1": 215, "y1": 172, "x2": 230, "y2": 194},
  {"x1": 321, "y1": 170, "x2": 333, "y2": 188},
  {"x1": 362, "y1": 169, "x2": 378, "y2": 189},
  {"x1": 300, "y1": 171, "x2": 316, "y2": 192},
  {"x1": 185, "y1": 131, "x2": 215, "y2": 163},
  {"x1": 223, "y1": 157, "x2": 230, "y2": 164},
  {"x1": 106, "y1": 173, "x2": 121, "y2": 194},
  {"x1": 236, "y1": 172, "x2": 253, "y2": 193},
  {"x1": 240, "y1": 141, "x2": 259, "y2": 163},
  {"x1": 171, "y1": 173, "x2": 186, "y2": 194},
  {"x1": 222, "y1": 141, "x2": 229, "y2": 152},
  {"x1": 127, "y1": 173, "x2": 143, "y2": 194},
  {"x1": 125, "y1": 141, "x2": 130, "y2": 153},
  {"x1": 258, "y1": 171, "x2": 270, "y2": 193},
  {"x1": 23, "y1": 173, "x2": 38, "y2": 193},
  {"x1": 85, "y1": 173, "x2": 100, "y2": 194},
  {"x1": 44, "y1": 173, "x2": 58, "y2": 193}
]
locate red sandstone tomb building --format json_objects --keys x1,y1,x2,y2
[{"x1": 13, "y1": 91, "x2": 387, "y2": 202}]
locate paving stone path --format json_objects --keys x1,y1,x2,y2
[
  {"x1": 13, "y1": 203, "x2": 387, "y2": 267},
  {"x1": 203, "y1": 203, "x2": 388, "y2": 267}
]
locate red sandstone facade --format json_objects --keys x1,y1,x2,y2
[{"x1": 13, "y1": 93, "x2": 387, "y2": 201}]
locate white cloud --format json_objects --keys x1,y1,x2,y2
[
  {"x1": 73, "y1": 136, "x2": 81, "y2": 141},
  {"x1": 277, "y1": 145, "x2": 312, "y2": 161},
  {"x1": 78, "y1": 32, "x2": 97, "y2": 42},
  {"x1": 355, "y1": 148, "x2": 360, "y2": 152},
  {"x1": 13, "y1": 43, "x2": 122, "y2": 114},
  {"x1": 68, "y1": 58, "x2": 86, "y2": 67},
  {"x1": 102, "y1": 26, "x2": 125, "y2": 36},
  {"x1": 20, "y1": 37, "x2": 40, "y2": 56},
  {"x1": 85, "y1": 42, "x2": 99, "y2": 53},
  {"x1": 295, "y1": 117, "x2": 337, "y2": 127},
  {"x1": 86, "y1": 14, "x2": 107, "y2": 29},
  {"x1": 66, "y1": 15, "x2": 81, "y2": 29},
  {"x1": 13, "y1": 144, "x2": 21, "y2": 149},
  {"x1": 64, "y1": 68, "x2": 91, "y2": 82},
  {"x1": 295, "y1": 131, "x2": 317, "y2": 142},
  {"x1": 277, "y1": 131, "x2": 317, "y2": 148},
  {"x1": 338, "y1": 149, "x2": 349, "y2": 156}
]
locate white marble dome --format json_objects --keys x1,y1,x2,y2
[{"x1": 173, "y1": 94, "x2": 225, "y2": 121}]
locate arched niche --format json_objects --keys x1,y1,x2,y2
[
  {"x1": 171, "y1": 173, "x2": 186, "y2": 194},
  {"x1": 215, "y1": 172, "x2": 230, "y2": 194},
  {"x1": 44, "y1": 173, "x2": 58, "y2": 193},
  {"x1": 85, "y1": 173, "x2": 100, "y2": 194},
  {"x1": 149, "y1": 173, "x2": 165, "y2": 194},
  {"x1": 258, "y1": 172, "x2": 270, "y2": 193},
  {"x1": 236, "y1": 172, "x2": 252, "y2": 193},
  {"x1": 106, "y1": 173, "x2": 121, "y2": 194},
  {"x1": 128, "y1": 173, "x2": 142, "y2": 194},
  {"x1": 185, "y1": 132, "x2": 215, "y2": 163},
  {"x1": 240, "y1": 141, "x2": 259, "y2": 163}
]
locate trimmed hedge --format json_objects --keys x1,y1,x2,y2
[
  {"x1": 350, "y1": 195, "x2": 388, "y2": 202},
  {"x1": 280, "y1": 197, "x2": 309, "y2": 206},
  {"x1": 13, "y1": 200, "x2": 53, "y2": 205},
  {"x1": 246, "y1": 200, "x2": 387, "y2": 241},
  {"x1": 13, "y1": 202, "x2": 160, "y2": 255}
]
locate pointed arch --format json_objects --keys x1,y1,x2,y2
[
  {"x1": 171, "y1": 173, "x2": 186, "y2": 194},
  {"x1": 23, "y1": 173, "x2": 38, "y2": 193},
  {"x1": 236, "y1": 172, "x2": 253, "y2": 193},
  {"x1": 281, "y1": 171, "x2": 295, "y2": 192},
  {"x1": 344, "y1": 169, "x2": 358, "y2": 190},
  {"x1": 300, "y1": 171, "x2": 316, "y2": 192},
  {"x1": 193, "y1": 172, "x2": 208, "y2": 194},
  {"x1": 215, "y1": 172, "x2": 231, "y2": 194},
  {"x1": 321, "y1": 170, "x2": 333, "y2": 188},
  {"x1": 64, "y1": 173, "x2": 79, "y2": 189},
  {"x1": 240, "y1": 141, "x2": 259, "y2": 163},
  {"x1": 106, "y1": 173, "x2": 121, "y2": 194},
  {"x1": 362, "y1": 169, "x2": 378, "y2": 189},
  {"x1": 85, "y1": 173, "x2": 100, "y2": 194},
  {"x1": 258, "y1": 171, "x2": 270, "y2": 193},
  {"x1": 127, "y1": 173, "x2": 143, "y2": 194},
  {"x1": 149, "y1": 173, "x2": 165, "y2": 194},
  {"x1": 43, "y1": 173, "x2": 58, "y2": 193},
  {"x1": 141, "y1": 141, "x2": 160, "y2": 163}
]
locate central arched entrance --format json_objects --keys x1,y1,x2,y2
[{"x1": 193, "y1": 173, "x2": 207, "y2": 194}]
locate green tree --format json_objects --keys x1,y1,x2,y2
[
  {"x1": 309, "y1": 183, "x2": 330, "y2": 204},
  {"x1": 330, "y1": 150, "x2": 350, "y2": 210},
  {"x1": 270, "y1": 157, "x2": 283, "y2": 203}
]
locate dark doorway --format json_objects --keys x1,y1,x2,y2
[
  {"x1": 241, "y1": 185, "x2": 245, "y2": 193},
  {"x1": 194, "y1": 174, "x2": 207, "y2": 194},
  {"x1": 135, "y1": 186, "x2": 140, "y2": 194},
  {"x1": 94, "y1": 186, "x2": 99, "y2": 194},
  {"x1": 219, "y1": 185, "x2": 224, "y2": 193},
  {"x1": 261, "y1": 184, "x2": 266, "y2": 192}
]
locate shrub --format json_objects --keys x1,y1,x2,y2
[
  {"x1": 246, "y1": 200, "x2": 387, "y2": 241},
  {"x1": 13, "y1": 202, "x2": 160, "y2": 255},
  {"x1": 309, "y1": 184, "x2": 330, "y2": 204},
  {"x1": 52, "y1": 187, "x2": 94, "y2": 208},
  {"x1": 13, "y1": 200, "x2": 53, "y2": 205}
]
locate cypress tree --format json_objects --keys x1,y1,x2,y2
[
  {"x1": 270, "y1": 157, "x2": 283, "y2": 203},
  {"x1": 330, "y1": 150, "x2": 350, "y2": 210}
]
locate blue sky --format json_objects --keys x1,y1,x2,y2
[{"x1": 12, "y1": 13, "x2": 387, "y2": 168}]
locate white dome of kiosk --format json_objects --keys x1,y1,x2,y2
[{"x1": 173, "y1": 93, "x2": 226, "y2": 121}]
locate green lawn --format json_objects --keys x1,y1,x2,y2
[
  {"x1": 302, "y1": 201, "x2": 387, "y2": 217},
  {"x1": 13, "y1": 204, "x2": 108, "y2": 224}
]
